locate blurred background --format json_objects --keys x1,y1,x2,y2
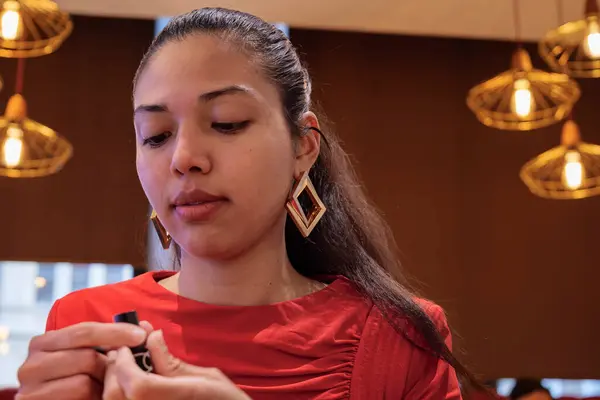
[{"x1": 0, "y1": 0, "x2": 599, "y2": 399}]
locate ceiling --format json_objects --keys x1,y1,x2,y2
[{"x1": 54, "y1": 0, "x2": 591, "y2": 42}]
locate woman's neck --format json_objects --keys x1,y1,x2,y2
[{"x1": 161, "y1": 230, "x2": 323, "y2": 306}]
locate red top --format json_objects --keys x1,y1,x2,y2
[{"x1": 46, "y1": 271, "x2": 461, "y2": 399}]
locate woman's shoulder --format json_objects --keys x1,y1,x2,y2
[
  {"x1": 58, "y1": 271, "x2": 155, "y2": 303},
  {"x1": 325, "y1": 277, "x2": 451, "y2": 343},
  {"x1": 45, "y1": 271, "x2": 164, "y2": 331},
  {"x1": 368, "y1": 298, "x2": 452, "y2": 354},
  {"x1": 357, "y1": 297, "x2": 451, "y2": 355},
  {"x1": 331, "y1": 277, "x2": 451, "y2": 341},
  {"x1": 350, "y1": 298, "x2": 461, "y2": 399},
  {"x1": 411, "y1": 298, "x2": 452, "y2": 339}
]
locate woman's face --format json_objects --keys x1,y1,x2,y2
[{"x1": 133, "y1": 34, "x2": 319, "y2": 260}]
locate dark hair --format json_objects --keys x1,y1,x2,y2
[
  {"x1": 509, "y1": 379, "x2": 552, "y2": 400},
  {"x1": 134, "y1": 7, "x2": 482, "y2": 391}
]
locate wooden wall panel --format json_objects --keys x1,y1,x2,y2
[
  {"x1": 0, "y1": 16, "x2": 155, "y2": 266},
  {"x1": 292, "y1": 29, "x2": 600, "y2": 379}
]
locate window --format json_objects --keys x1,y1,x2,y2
[
  {"x1": 107, "y1": 266, "x2": 125, "y2": 284},
  {"x1": 497, "y1": 378, "x2": 600, "y2": 398},
  {"x1": 155, "y1": 17, "x2": 289, "y2": 38},
  {"x1": 0, "y1": 261, "x2": 134, "y2": 389},
  {"x1": 36, "y1": 263, "x2": 55, "y2": 303},
  {"x1": 71, "y1": 264, "x2": 90, "y2": 291}
]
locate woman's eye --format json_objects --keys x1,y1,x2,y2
[
  {"x1": 212, "y1": 121, "x2": 250, "y2": 134},
  {"x1": 142, "y1": 132, "x2": 171, "y2": 148}
]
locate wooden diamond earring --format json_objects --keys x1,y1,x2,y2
[
  {"x1": 150, "y1": 209, "x2": 172, "y2": 249},
  {"x1": 285, "y1": 170, "x2": 326, "y2": 237}
]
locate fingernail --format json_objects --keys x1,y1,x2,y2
[
  {"x1": 156, "y1": 330, "x2": 167, "y2": 349},
  {"x1": 107, "y1": 350, "x2": 116, "y2": 361},
  {"x1": 133, "y1": 328, "x2": 147, "y2": 342}
]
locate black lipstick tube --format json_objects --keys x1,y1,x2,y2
[{"x1": 113, "y1": 310, "x2": 154, "y2": 373}]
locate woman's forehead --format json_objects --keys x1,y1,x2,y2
[{"x1": 133, "y1": 35, "x2": 277, "y2": 108}]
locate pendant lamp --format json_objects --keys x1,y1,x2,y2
[
  {"x1": 0, "y1": 0, "x2": 73, "y2": 58},
  {"x1": 539, "y1": 0, "x2": 600, "y2": 78},
  {"x1": 0, "y1": 59, "x2": 73, "y2": 178},
  {"x1": 467, "y1": 0, "x2": 580, "y2": 131},
  {"x1": 520, "y1": 119, "x2": 600, "y2": 199}
]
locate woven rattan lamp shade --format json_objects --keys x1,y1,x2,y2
[
  {"x1": 0, "y1": 94, "x2": 72, "y2": 178},
  {"x1": 467, "y1": 48, "x2": 581, "y2": 131},
  {"x1": 0, "y1": 0, "x2": 73, "y2": 58},
  {"x1": 539, "y1": 0, "x2": 600, "y2": 78},
  {"x1": 520, "y1": 120, "x2": 600, "y2": 200}
]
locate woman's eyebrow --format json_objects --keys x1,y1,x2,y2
[{"x1": 134, "y1": 85, "x2": 258, "y2": 115}]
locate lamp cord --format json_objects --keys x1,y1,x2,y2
[
  {"x1": 556, "y1": 0, "x2": 564, "y2": 25},
  {"x1": 15, "y1": 58, "x2": 25, "y2": 94},
  {"x1": 513, "y1": 0, "x2": 522, "y2": 45}
]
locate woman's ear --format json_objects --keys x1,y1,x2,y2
[{"x1": 294, "y1": 111, "x2": 321, "y2": 177}]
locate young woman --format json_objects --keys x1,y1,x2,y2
[{"x1": 16, "y1": 8, "x2": 476, "y2": 400}]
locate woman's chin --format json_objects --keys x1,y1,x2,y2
[
  {"x1": 172, "y1": 220, "x2": 275, "y2": 262},
  {"x1": 177, "y1": 235, "x2": 244, "y2": 261}
]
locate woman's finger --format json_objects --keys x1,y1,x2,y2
[
  {"x1": 145, "y1": 330, "x2": 216, "y2": 378},
  {"x1": 94, "y1": 321, "x2": 153, "y2": 355},
  {"x1": 110, "y1": 346, "x2": 250, "y2": 400},
  {"x1": 16, "y1": 373, "x2": 102, "y2": 400},
  {"x1": 145, "y1": 330, "x2": 184, "y2": 377},
  {"x1": 29, "y1": 322, "x2": 147, "y2": 353},
  {"x1": 139, "y1": 320, "x2": 154, "y2": 335},
  {"x1": 102, "y1": 351, "x2": 128, "y2": 400},
  {"x1": 18, "y1": 348, "x2": 106, "y2": 385},
  {"x1": 112, "y1": 346, "x2": 158, "y2": 399},
  {"x1": 91, "y1": 321, "x2": 153, "y2": 355}
]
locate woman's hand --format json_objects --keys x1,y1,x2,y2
[
  {"x1": 103, "y1": 330, "x2": 251, "y2": 400},
  {"x1": 16, "y1": 321, "x2": 152, "y2": 400}
]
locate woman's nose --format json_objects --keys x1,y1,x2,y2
[{"x1": 170, "y1": 126, "x2": 212, "y2": 176}]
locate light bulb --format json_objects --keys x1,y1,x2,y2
[
  {"x1": 562, "y1": 150, "x2": 585, "y2": 190},
  {"x1": 0, "y1": 1, "x2": 21, "y2": 40},
  {"x1": 583, "y1": 18, "x2": 600, "y2": 59},
  {"x1": 2, "y1": 124, "x2": 24, "y2": 168},
  {"x1": 511, "y1": 78, "x2": 534, "y2": 118},
  {"x1": 34, "y1": 276, "x2": 47, "y2": 288},
  {"x1": 0, "y1": 325, "x2": 8, "y2": 341}
]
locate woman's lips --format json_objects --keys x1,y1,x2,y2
[{"x1": 173, "y1": 200, "x2": 226, "y2": 222}]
